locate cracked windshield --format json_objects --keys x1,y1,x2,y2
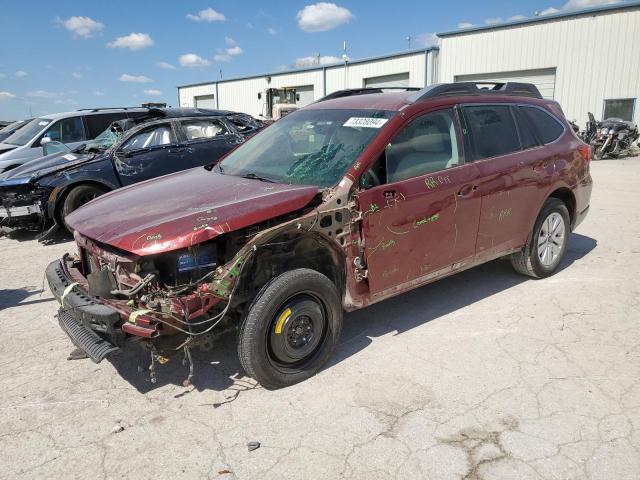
[{"x1": 217, "y1": 108, "x2": 396, "y2": 187}]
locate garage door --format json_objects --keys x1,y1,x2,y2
[
  {"x1": 295, "y1": 85, "x2": 315, "y2": 107},
  {"x1": 455, "y1": 68, "x2": 556, "y2": 99},
  {"x1": 364, "y1": 72, "x2": 410, "y2": 88},
  {"x1": 194, "y1": 94, "x2": 215, "y2": 108}
]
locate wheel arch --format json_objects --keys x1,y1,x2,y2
[
  {"x1": 547, "y1": 186, "x2": 576, "y2": 229},
  {"x1": 49, "y1": 180, "x2": 113, "y2": 224},
  {"x1": 236, "y1": 229, "x2": 347, "y2": 305}
]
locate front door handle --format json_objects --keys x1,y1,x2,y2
[
  {"x1": 383, "y1": 189, "x2": 397, "y2": 199},
  {"x1": 457, "y1": 184, "x2": 476, "y2": 198}
]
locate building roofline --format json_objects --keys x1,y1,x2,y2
[
  {"x1": 176, "y1": 46, "x2": 439, "y2": 89},
  {"x1": 437, "y1": 0, "x2": 640, "y2": 37}
]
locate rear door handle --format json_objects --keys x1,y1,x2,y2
[
  {"x1": 457, "y1": 184, "x2": 476, "y2": 198},
  {"x1": 383, "y1": 189, "x2": 397, "y2": 199}
]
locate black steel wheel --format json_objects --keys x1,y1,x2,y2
[
  {"x1": 60, "y1": 184, "x2": 107, "y2": 233},
  {"x1": 238, "y1": 268, "x2": 343, "y2": 389}
]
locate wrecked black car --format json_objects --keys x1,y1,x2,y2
[{"x1": 0, "y1": 108, "x2": 264, "y2": 234}]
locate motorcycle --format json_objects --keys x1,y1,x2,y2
[{"x1": 588, "y1": 112, "x2": 639, "y2": 159}]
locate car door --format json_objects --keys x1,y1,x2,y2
[
  {"x1": 178, "y1": 117, "x2": 241, "y2": 167},
  {"x1": 113, "y1": 121, "x2": 183, "y2": 186},
  {"x1": 357, "y1": 107, "x2": 482, "y2": 296},
  {"x1": 459, "y1": 104, "x2": 549, "y2": 262}
]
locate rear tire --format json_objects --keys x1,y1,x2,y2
[
  {"x1": 237, "y1": 268, "x2": 343, "y2": 389},
  {"x1": 60, "y1": 184, "x2": 108, "y2": 233},
  {"x1": 511, "y1": 198, "x2": 570, "y2": 278}
]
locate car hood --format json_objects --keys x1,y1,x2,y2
[
  {"x1": 67, "y1": 167, "x2": 319, "y2": 256},
  {"x1": 0, "y1": 150, "x2": 96, "y2": 183},
  {"x1": 0, "y1": 143, "x2": 17, "y2": 155}
]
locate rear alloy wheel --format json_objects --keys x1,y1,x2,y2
[
  {"x1": 511, "y1": 198, "x2": 570, "y2": 278},
  {"x1": 238, "y1": 268, "x2": 343, "y2": 389},
  {"x1": 61, "y1": 184, "x2": 107, "y2": 233}
]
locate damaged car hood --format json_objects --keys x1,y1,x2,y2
[
  {"x1": 0, "y1": 150, "x2": 96, "y2": 183},
  {"x1": 66, "y1": 167, "x2": 320, "y2": 255}
]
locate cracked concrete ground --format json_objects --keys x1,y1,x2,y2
[{"x1": 1, "y1": 157, "x2": 639, "y2": 480}]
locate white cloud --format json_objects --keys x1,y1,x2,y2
[
  {"x1": 215, "y1": 37, "x2": 243, "y2": 62},
  {"x1": 58, "y1": 16, "x2": 104, "y2": 38},
  {"x1": 107, "y1": 32, "x2": 154, "y2": 51},
  {"x1": 186, "y1": 7, "x2": 226, "y2": 22},
  {"x1": 539, "y1": 7, "x2": 560, "y2": 15},
  {"x1": 267, "y1": 27, "x2": 278, "y2": 35},
  {"x1": 539, "y1": 0, "x2": 618, "y2": 16},
  {"x1": 14, "y1": 70, "x2": 27, "y2": 78},
  {"x1": 156, "y1": 61, "x2": 175, "y2": 70},
  {"x1": 458, "y1": 22, "x2": 475, "y2": 28},
  {"x1": 0, "y1": 73, "x2": 6, "y2": 78},
  {"x1": 93, "y1": 90, "x2": 104, "y2": 96},
  {"x1": 144, "y1": 89, "x2": 163, "y2": 96},
  {"x1": 54, "y1": 98, "x2": 78, "y2": 105},
  {"x1": 294, "y1": 55, "x2": 341, "y2": 68},
  {"x1": 179, "y1": 53, "x2": 210, "y2": 67},
  {"x1": 0, "y1": 92, "x2": 16, "y2": 100},
  {"x1": 72, "y1": 72, "x2": 83, "y2": 79},
  {"x1": 415, "y1": 32, "x2": 438, "y2": 47},
  {"x1": 508, "y1": 14, "x2": 527, "y2": 21},
  {"x1": 119, "y1": 73, "x2": 153, "y2": 83},
  {"x1": 297, "y1": 2, "x2": 354, "y2": 32},
  {"x1": 485, "y1": 17, "x2": 502, "y2": 24}
]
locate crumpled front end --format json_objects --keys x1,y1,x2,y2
[{"x1": 0, "y1": 181, "x2": 52, "y2": 230}]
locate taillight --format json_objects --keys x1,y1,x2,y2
[{"x1": 578, "y1": 144, "x2": 591, "y2": 163}]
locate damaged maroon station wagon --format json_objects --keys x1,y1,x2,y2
[{"x1": 47, "y1": 82, "x2": 592, "y2": 389}]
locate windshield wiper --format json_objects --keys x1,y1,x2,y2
[{"x1": 240, "y1": 172, "x2": 276, "y2": 183}]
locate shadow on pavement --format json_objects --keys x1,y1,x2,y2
[
  {"x1": 103, "y1": 233, "x2": 596, "y2": 393},
  {"x1": 0, "y1": 287, "x2": 52, "y2": 310}
]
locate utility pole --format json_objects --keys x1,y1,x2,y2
[
  {"x1": 342, "y1": 41, "x2": 349, "y2": 89},
  {"x1": 406, "y1": 35, "x2": 412, "y2": 50}
]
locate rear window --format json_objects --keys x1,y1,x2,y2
[
  {"x1": 462, "y1": 105, "x2": 520, "y2": 160},
  {"x1": 520, "y1": 106, "x2": 564, "y2": 144}
]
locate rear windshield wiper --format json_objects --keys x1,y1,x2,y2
[{"x1": 240, "y1": 172, "x2": 276, "y2": 183}]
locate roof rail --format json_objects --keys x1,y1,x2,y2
[
  {"x1": 76, "y1": 107, "x2": 143, "y2": 112},
  {"x1": 407, "y1": 82, "x2": 543, "y2": 102},
  {"x1": 316, "y1": 86, "x2": 421, "y2": 103}
]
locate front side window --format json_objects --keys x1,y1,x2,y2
[
  {"x1": 384, "y1": 108, "x2": 461, "y2": 184},
  {"x1": 520, "y1": 106, "x2": 564, "y2": 144},
  {"x1": 603, "y1": 98, "x2": 635, "y2": 122},
  {"x1": 42, "y1": 116, "x2": 86, "y2": 144},
  {"x1": 85, "y1": 113, "x2": 126, "y2": 138},
  {"x1": 120, "y1": 124, "x2": 175, "y2": 152},
  {"x1": 462, "y1": 105, "x2": 520, "y2": 160},
  {"x1": 217, "y1": 108, "x2": 396, "y2": 187},
  {"x1": 182, "y1": 119, "x2": 229, "y2": 140}
]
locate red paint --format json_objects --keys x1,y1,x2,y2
[{"x1": 66, "y1": 167, "x2": 319, "y2": 255}]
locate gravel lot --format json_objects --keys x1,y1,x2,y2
[{"x1": 1, "y1": 157, "x2": 639, "y2": 480}]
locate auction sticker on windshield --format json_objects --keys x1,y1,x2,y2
[{"x1": 343, "y1": 117, "x2": 389, "y2": 128}]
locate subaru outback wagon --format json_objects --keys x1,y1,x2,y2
[{"x1": 47, "y1": 82, "x2": 592, "y2": 389}]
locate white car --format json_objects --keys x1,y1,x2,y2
[{"x1": 0, "y1": 108, "x2": 148, "y2": 174}]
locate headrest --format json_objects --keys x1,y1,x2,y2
[{"x1": 410, "y1": 133, "x2": 450, "y2": 154}]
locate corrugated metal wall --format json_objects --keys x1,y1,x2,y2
[
  {"x1": 438, "y1": 8, "x2": 640, "y2": 125},
  {"x1": 178, "y1": 51, "x2": 433, "y2": 118}
]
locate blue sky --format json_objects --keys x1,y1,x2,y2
[{"x1": 0, "y1": 0, "x2": 627, "y2": 119}]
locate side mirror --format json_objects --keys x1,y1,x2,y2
[
  {"x1": 257, "y1": 92, "x2": 262, "y2": 100},
  {"x1": 43, "y1": 140, "x2": 69, "y2": 156}
]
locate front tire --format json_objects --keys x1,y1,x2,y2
[
  {"x1": 237, "y1": 268, "x2": 343, "y2": 389},
  {"x1": 60, "y1": 184, "x2": 107, "y2": 233},
  {"x1": 511, "y1": 198, "x2": 570, "y2": 278}
]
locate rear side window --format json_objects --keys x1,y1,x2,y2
[
  {"x1": 520, "y1": 106, "x2": 564, "y2": 144},
  {"x1": 85, "y1": 113, "x2": 127, "y2": 138},
  {"x1": 462, "y1": 106, "x2": 520, "y2": 160},
  {"x1": 514, "y1": 108, "x2": 539, "y2": 149},
  {"x1": 181, "y1": 119, "x2": 229, "y2": 140}
]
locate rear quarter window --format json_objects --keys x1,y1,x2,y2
[{"x1": 520, "y1": 106, "x2": 565, "y2": 144}]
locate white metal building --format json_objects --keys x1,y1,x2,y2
[{"x1": 177, "y1": 1, "x2": 640, "y2": 125}]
